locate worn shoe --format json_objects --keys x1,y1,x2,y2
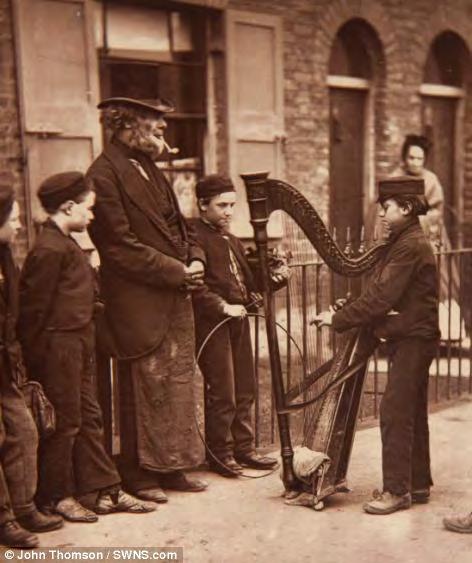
[
  {"x1": 0, "y1": 520, "x2": 39, "y2": 548},
  {"x1": 160, "y1": 471, "x2": 208, "y2": 492},
  {"x1": 443, "y1": 512, "x2": 472, "y2": 533},
  {"x1": 95, "y1": 489, "x2": 156, "y2": 514},
  {"x1": 135, "y1": 487, "x2": 168, "y2": 504},
  {"x1": 53, "y1": 497, "x2": 98, "y2": 523},
  {"x1": 411, "y1": 488, "x2": 430, "y2": 504},
  {"x1": 17, "y1": 510, "x2": 63, "y2": 533},
  {"x1": 235, "y1": 452, "x2": 278, "y2": 469},
  {"x1": 363, "y1": 490, "x2": 412, "y2": 515},
  {"x1": 209, "y1": 456, "x2": 243, "y2": 478}
]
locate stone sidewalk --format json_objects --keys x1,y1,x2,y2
[{"x1": 35, "y1": 397, "x2": 472, "y2": 563}]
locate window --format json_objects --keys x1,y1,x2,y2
[
  {"x1": 424, "y1": 32, "x2": 468, "y2": 87},
  {"x1": 95, "y1": 1, "x2": 208, "y2": 216}
]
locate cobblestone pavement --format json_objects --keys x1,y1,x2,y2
[{"x1": 35, "y1": 397, "x2": 472, "y2": 563}]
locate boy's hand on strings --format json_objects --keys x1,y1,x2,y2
[
  {"x1": 270, "y1": 264, "x2": 291, "y2": 284},
  {"x1": 310, "y1": 306, "x2": 335, "y2": 328},
  {"x1": 333, "y1": 297, "x2": 348, "y2": 311}
]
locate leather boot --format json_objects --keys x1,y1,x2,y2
[
  {"x1": 95, "y1": 490, "x2": 157, "y2": 514},
  {"x1": 363, "y1": 490, "x2": 412, "y2": 515},
  {"x1": 209, "y1": 456, "x2": 243, "y2": 478},
  {"x1": 0, "y1": 520, "x2": 39, "y2": 548},
  {"x1": 443, "y1": 512, "x2": 472, "y2": 533},
  {"x1": 17, "y1": 509, "x2": 63, "y2": 533}
]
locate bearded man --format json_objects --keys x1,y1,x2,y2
[{"x1": 87, "y1": 97, "x2": 207, "y2": 504}]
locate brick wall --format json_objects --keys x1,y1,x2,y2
[
  {"x1": 2, "y1": 0, "x2": 472, "y2": 260},
  {"x1": 220, "y1": 0, "x2": 472, "y2": 242},
  {"x1": 0, "y1": 0, "x2": 26, "y2": 260}
]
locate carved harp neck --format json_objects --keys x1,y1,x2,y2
[{"x1": 241, "y1": 171, "x2": 387, "y2": 276}]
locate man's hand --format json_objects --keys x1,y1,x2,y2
[
  {"x1": 223, "y1": 303, "x2": 247, "y2": 318},
  {"x1": 187, "y1": 260, "x2": 205, "y2": 277},
  {"x1": 310, "y1": 307, "x2": 335, "y2": 328},
  {"x1": 183, "y1": 261, "x2": 205, "y2": 291}
]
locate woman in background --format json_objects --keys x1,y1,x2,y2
[{"x1": 395, "y1": 134, "x2": 445, "y2": 245}]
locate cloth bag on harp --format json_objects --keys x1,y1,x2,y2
[{"x1": 283, "y1": 446, "x2": 331, "y2": 507}]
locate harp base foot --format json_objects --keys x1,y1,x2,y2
[{"x1": 314, "y1": 500, "x2": 325, "y2": 511}]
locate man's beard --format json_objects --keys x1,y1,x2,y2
[{"x1": 127, "y1": 127, "x2": 166, "y2": 160}]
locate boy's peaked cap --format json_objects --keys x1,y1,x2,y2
[{"x1": 38, "y1": 171, "x2": 89, "y2": 211}]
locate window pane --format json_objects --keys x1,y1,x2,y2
[
  {"x1": 107, "y1": 63, "x2": 160, "y2": 100},
  {"x1": 329, "y1": 23, "x2": 372, "y2": 79},
  {"x1": 170, "y1": 11, "x2": 206, "y2": 63},
  {"x1": 104, "y1": 62, "x2": 205, "y2": 114},
  {"x1": 171, "y1": 12, "x2": 192, "y2": 52},
  {"x1": 424, "y1": 32, "x2": 467, "y2": 86},
  {"x1": 107, "y1": 5, "x2": 170, "y2": 58},
  {"x1": 157, "y1": 119, "x2": 205, "y2": 162},
  {"x1": 93, "y1": 1, "x2": 104, "y2": 48},
  {"x1": 158, "y1": 65, "x2": 206, "y2": 114}
]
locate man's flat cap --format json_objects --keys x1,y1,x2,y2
[
  {"x1": 377, "y1": 176, "x2": 425, "y2": 201},
  {"x1": 97, "y1": 97, "x2": 175, "y2": 116},
  {"x1": 38, "y1": 171, "x2": 89, "y2": 211},
  {"x1": 196, "y1": 175, "x2": 235, "y2": 199}
]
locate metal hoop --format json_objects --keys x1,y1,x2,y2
[{"x1": 195, "y1": 312, "x2": 305, "y2": 479}]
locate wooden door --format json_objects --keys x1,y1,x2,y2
[
  {"x1": 329, "y1": 88, "x2": 366, "y2": 248},
  {"x1": 422, "y1": 96, "x2": 458, "y2": 244},
  {"x1": 14, "y1": 0, "x2": 101, "y2": 239},
  {"x1": 226, "y1": 10, "x2": 284, "y2": 237}
]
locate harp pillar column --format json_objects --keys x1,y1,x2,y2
[{"x1": 241, "y1": 171, "x2": 299, "y2": 492}]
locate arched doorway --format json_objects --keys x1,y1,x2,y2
[
  {"x1": 421, "y1": 31, "x2": 470, "y2": 245},
  {"x1": 328, "y1": 19, "x2": 384, "y2": 248}
]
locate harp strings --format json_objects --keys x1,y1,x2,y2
[{"x1": 274, "y1": 212, "x2": 337, "y2": 447}]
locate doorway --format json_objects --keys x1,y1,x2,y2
[
  {"x1": 421, "y1": 31, "x2": 469, "y2": 245},
  {"x1": 328, "y1": 19, "x2": 383, "y2": 250}
]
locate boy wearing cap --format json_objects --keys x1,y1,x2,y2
[
  {"x1": 315, "y1": 176, "x2": 439, "y2": 515},
  {"x1": 18, "y1": 172, "x2": 156, "y2": 522},
  {"x1": 190, "y1": 175, "x2": 277, "y2": 477},
  {"x1": 0, "y1": 188, "x2": 63, "y2": 548}
]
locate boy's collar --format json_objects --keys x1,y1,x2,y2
[
  {"x1": 45, "y1": 217, "x2": 72, "y2": 238},
  {"x1": 387, "y1": 216, "x2": 420, "y2": 241},
  {"x1": 200, "y1": 216, "x2": 227, "y2": 234}
]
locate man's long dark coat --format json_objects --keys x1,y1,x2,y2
[{"x1": 86, "y1": 140, "x2": 205, "y2": 360}]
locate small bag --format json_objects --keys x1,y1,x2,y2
[{"x1": 21, "y1": 380, "x2": 56, "y2": 438}]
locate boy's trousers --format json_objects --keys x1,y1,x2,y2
[
  {"x1": 197, "y1": 316, "x2": 255, "y2": 460},
  {"x1": 0, "y1": 375, "x2": 38, "y2": 524},
  {"x1": 380, "y1": 337, "x2": 437, "y2": 496},
  {"x1": 36, "y1": 324, "x2": 120, "y2": 503}
]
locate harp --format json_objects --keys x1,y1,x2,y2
[{"x1": 241, "y1": 171, "x2": 387, "y2": 509}]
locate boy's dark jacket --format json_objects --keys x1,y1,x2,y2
[
  {"x1": 18, "y1": 220, "x2": 95, "y2": 369},
  {"x1": 189, "y1": 218, "x2": 257, "y2": 321},
  {"x1": 86, "y1": 140, "x2": 205, "y2": 359},
  {"x1": 333, "y1": 218, "x2": 440, "y2": 341}
]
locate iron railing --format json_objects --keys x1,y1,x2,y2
[
  {"x1": 251, "y1": 246, "x2": 472, "y2": 448},
  {"x1": 97, "y1": 245, "x2": 472, "y2": 455}
]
